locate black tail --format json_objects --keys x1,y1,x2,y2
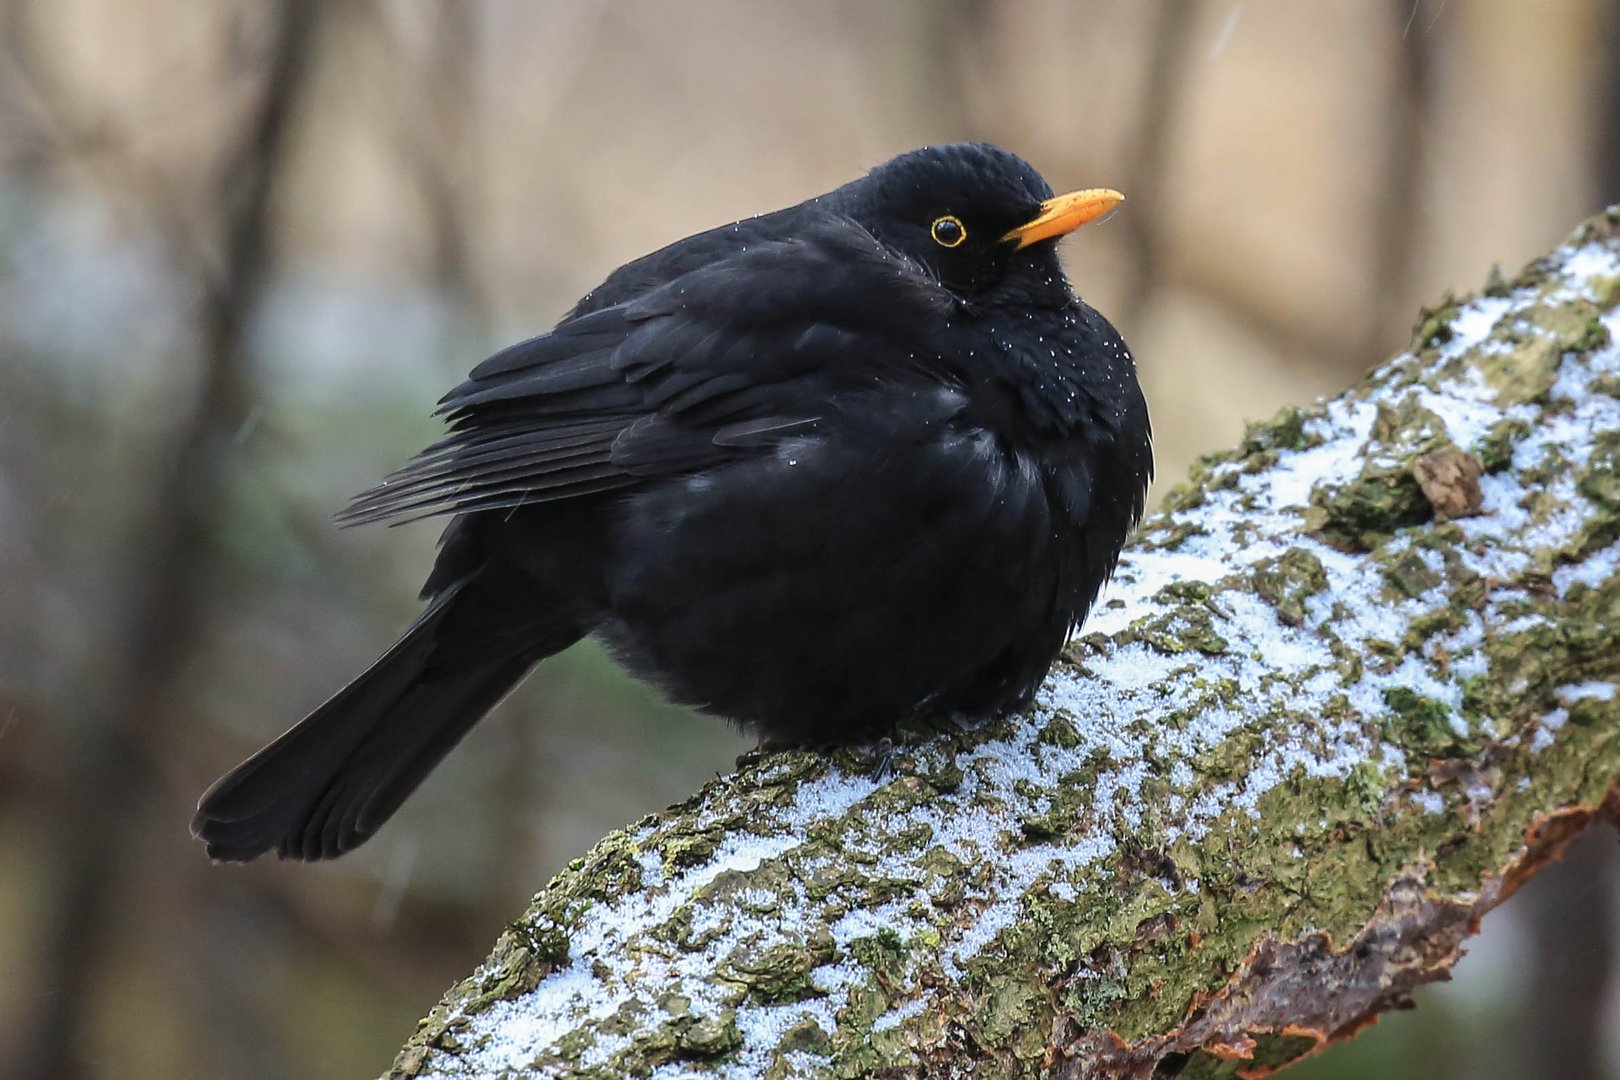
[{"x1": 193, "y1": 583, "x2": 579, "y2": 862}]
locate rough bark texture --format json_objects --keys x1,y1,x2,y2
[{"x1": 386, "y1": 208, "x2": 1620, "y2": 1080}]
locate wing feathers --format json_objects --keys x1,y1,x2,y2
[
  {"x1": 341, "y1": 456, "x2": 625, "y2": 526},
  {"x1": 345, "y1": 220, "x2": 949, "y2": 527}
]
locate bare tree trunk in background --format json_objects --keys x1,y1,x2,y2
[
  {"x1": 16, "y1": 4, "x2": 325, "y2": 1077},
  {"x1": 1600, "y1": 0, "x2": 1620, "y2": 209},
  {"x1": 1114, "y1": 0, "x2": 1198, "y2": 340},
  {"x1": 383, "y1": 0, "x2": 490, "y2": 335},
  {"x1": 1518, "y1": 830, "x2": 1620, "y2": 1080},
  {"x1": 1365, "y1": 1, "x2": 1435, "y2": 367},
  {"x1": 907, "y1": 0, "x2": 995, "y2": 141}
]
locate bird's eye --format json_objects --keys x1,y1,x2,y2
[{"x1": 930, "y1": 215, "x2": 966, "y2": 248}]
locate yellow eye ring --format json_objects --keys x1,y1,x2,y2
[{"x1": 931, "y1": 215, "x2": 967, "y2": 248}]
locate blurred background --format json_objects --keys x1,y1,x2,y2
[{"x1": 2, "y1": 1, "x2": 1618, "y2": 1077}]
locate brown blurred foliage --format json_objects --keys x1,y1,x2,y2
[{"x1": 0, "y1": 2, "x2": 1616, "y2": 1077}]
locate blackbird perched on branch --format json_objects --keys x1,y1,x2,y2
[{"x1": 193, "y1": 142, "x2": 1152, "y2": 862}]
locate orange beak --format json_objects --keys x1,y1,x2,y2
[{"x1": 1002, "y1": 188, "x2": 1124, "y2": 250}]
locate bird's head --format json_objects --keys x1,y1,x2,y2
[{"x1": 847, "y1": 142, "x2": 1121, "y2": 302}]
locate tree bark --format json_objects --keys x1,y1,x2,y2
[{"x1": 386, "y1": 206, "x2": 1620, "y2": 1079}]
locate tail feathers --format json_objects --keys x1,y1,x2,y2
[
  {"x1": 275, "y1": 656, "x2": 529, "y2": 860},
  {"x1": 193, "y1": 590, "x2": 564, "y2": 862}
]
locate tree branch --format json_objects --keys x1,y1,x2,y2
[{"x1": 387, "y1": 206, "x2": 1620, "y2": 1079}]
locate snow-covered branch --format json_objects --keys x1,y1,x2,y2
[{"x1": 388, "y1": 208, "x2": 1620, "y2": 1080}]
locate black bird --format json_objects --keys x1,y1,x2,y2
[{"x1": 193, "y1": 142, "x2": 1152, "y2": 862}]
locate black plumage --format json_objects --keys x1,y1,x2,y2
[{"x1": 193, "y1": 142, "x2": 1153, "y2": 862}]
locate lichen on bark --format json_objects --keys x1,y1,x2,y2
[{"x1": 387, "y1": 207, "x2": 1620, "y2": 1080}]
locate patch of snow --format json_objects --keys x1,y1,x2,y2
[
  {"x1": 872, "y1": 994, "x2": 930, "y2": 1032},
  {"x1": 1415, "y1": 370, "x2": 1533, "y2": 450},
  {"x1": 1531, "y1": 708, "x2": 1570, "y2": 753},
  {"x1": 1559, "y1": 682, "x2": 1617, "y2": 703},
  {"x1": 1409, "y1": 789, "x2": 1446, "y2": 815},
  {"x1": 1086, "y1": 641, "x2": 1195, "y2": 690},
  {"x1": 1267, "y1": 401, "x2": 1380, "y2": 509},
  {"x1": 829, "y1": 903, "x2": 912, "y2": 948},
  {"x1": 732, "y1": 998, "x2": 840, "y2": 1057},
  {"x1": 1552, "y1": 541, "x2": 1620, "y2": 596},
  {"x1": 1438, "y1": 297, "x2": 1512, "y2": 363},
  {"x1": 1498, "y1": 613, "x2": 1551, "y2": 635},
  {"x1": 1560, "y1": 245, "x2": 1620, "y2": 298}
]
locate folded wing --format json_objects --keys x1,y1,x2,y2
[{"x1": 339, "y1": 221, "x2": 953, "y2": 527}]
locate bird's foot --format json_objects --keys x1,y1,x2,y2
[{"x1": 867, "y1": 736, "x2": 897, "y2": 782}]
